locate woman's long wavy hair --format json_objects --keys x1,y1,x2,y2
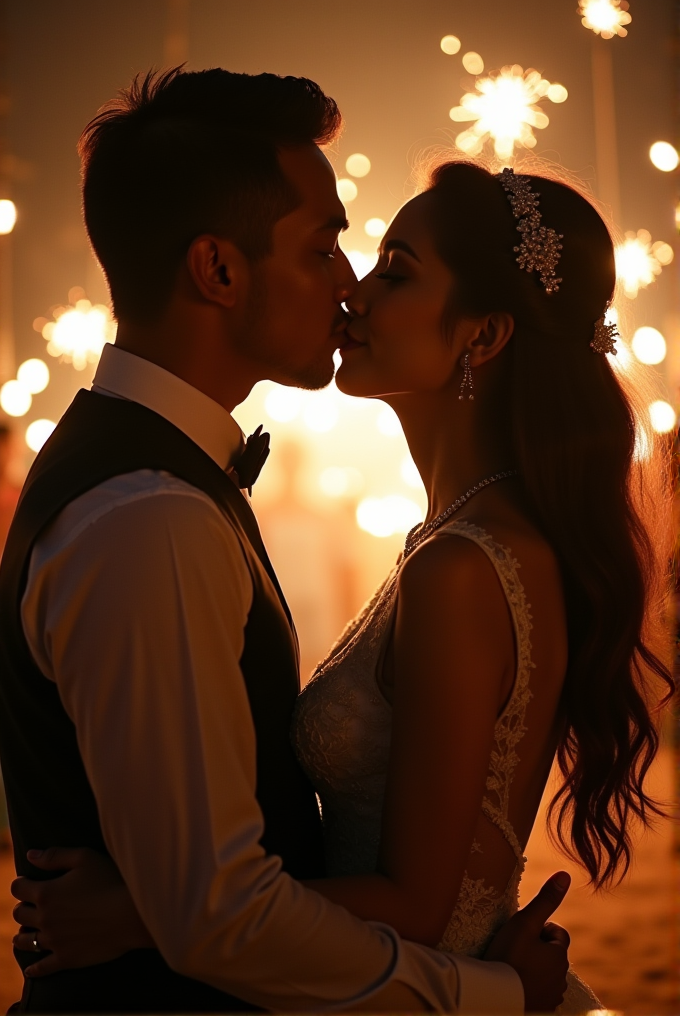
[{"x1": 421, "y1": 157, "x2": 675, "y2": 888}]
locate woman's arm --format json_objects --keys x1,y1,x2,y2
[{"x1": 303, "y1": 535, "x2": 516, "y2": 946}]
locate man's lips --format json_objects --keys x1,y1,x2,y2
[{"x1": 338, "y1": 325, "x2": 366, "y2": 352}]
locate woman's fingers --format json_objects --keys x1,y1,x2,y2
[
  {"x1": 24, "y1": 953, "x2": 66, "y2": 978},
  {"x1": 541, "y1": 921, "x2": 571, "y2": 949},
  {"x1": 26, "y1": 847, "x2": 97, "y2": 871},
  {"x1": 11, "y1": 875, "x2": 41, "y2": 904},
  {"x1": 13, "y1": 928, "x2": 48, "y2": 953}
]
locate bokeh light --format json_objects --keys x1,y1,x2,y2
[
  {"x1": 462, "y1": 51, "x2": 484, "y2": 75},
  {"x1": 346, "y1": 250, "x2": 378, "y2": 279},
  {"x1": 450, "y1": 65, "x2": 560, "y2": 160},
  {"x1": 614, "y1": 230, "x2": 673, "y2": 298},
  {"x1": 319, "y1": 466, "x2": 364, "y2": 498},
  {"x1": 376, "y1": 405, "x2": 402, "y2": 436},
  {"x1": 345, "y1": 153, "x2": 371, "y2": 178},
  {"x1": 337, "y1": 178, "x2": 358, "y2": 203},
  {"x1": 631, "y1": 327, "x2": 666, "y2": 365},
  {"x1": 546, "y1": 83, "x2": 568, "y2": 103},
  {"x1": 648, "y1": 400, "x2": 677, "y2": 434},
  {"x1": 303, "y1": 394, "x2": 338, "y2": 433},
  {"x1": 356, "y1": 494, "x2": 423, "y2": 538},
  {"x1": 401, "y1": 455, "x2": 423, "y2": 489},
  {"x1": 365, "y1": 217, "x2": 387, "y2": 238},
  {"x1": 42, "y1": 295, "x2": 117, "y2": 370},
  {"x1": 25, "y1": 418, "x2": 56, "y2": 452},
  {"x1": 440, "y1": 35, "x2": 461, "y2": 55},
  {"x1": 0, "y1": 198, "x2": 17, "y2": 235},
  {"x1": 649, "y1": 141, "x2": 679, "y2": 173},
  {"x1": 17, "y1": 358, "x2": 49, "y2": 394},
  {"x1": 579, "y1": 0, "x2": 631, "y2": 39},
  {"x1": 264, "y1": 385, "x2": 302, "y2": 422},
  {"x1": 0, "y1": 379, "x2": 31, "y2": 417}
]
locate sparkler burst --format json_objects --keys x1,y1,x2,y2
[
  {"x1": 449, "y1": 65, "x2": 566, "y2": 161},
  {"x1": 579, "y1": 0, "x2": 631, "y2": 39},
  {"x1": 41, "y1": 289, "x2": 117, "y2": 370},
  {"x1": 615, "y1": 229, "x2": 674, "y2": 299}
]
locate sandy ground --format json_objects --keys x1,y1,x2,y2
[{"x1": 0, "y1": 746, "x2": 677, "y2": 1014}]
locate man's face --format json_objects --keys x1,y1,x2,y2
[{"x1": 241, "y1": 144, "x2": 356, "y2": 390}]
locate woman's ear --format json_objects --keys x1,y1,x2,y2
[
  {"x1": 186, "y1": 235, "x2": 251, "y2": 309},
  {"x1": 467, "y1": 312, "x2": 515, "y2": 367}
]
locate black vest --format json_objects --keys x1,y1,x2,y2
[{"x1": 0, "y1": 390, "x2": 325, "y2": 1013}]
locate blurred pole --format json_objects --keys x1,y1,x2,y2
[
  {"x1": 0, "y1": 0, "x2": 13, "y2": 383},
  {"x1": 164, "y1": 0, "x2": 190, "y2": 68},
  {"x1": 591, "y1": 37, "x2": 621, "y2": 226}
]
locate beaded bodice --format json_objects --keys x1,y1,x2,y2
[{"x1": 291, "y1": 520, "x2": 535, "y2": 958}]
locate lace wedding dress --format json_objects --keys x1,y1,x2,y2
[{"x1": 292, "y1": 520, "x2": 603, "y2": 1014}]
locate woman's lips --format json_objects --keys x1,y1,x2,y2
[{"x1": 339, "y1": 336, "x2": 364, "y2": 352}]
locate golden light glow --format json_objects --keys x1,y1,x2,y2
[
  {"x1": 303, "y1": 393, "x2": 338, "y2": 433},
  {"x1": 631, "y1": 327, "x2": 666, "y2": 365},
  {"x1": 462, "y1": 51, "x2": 484, "y2": 75},
  {"x1": 345, "y1": 153, "x2": 371, "y2": 178},
  {"x1": 346, "y1": 250, "x2": 378, "y2": 279},
  {"x1": 648, "y1": 400, "x2": 677, "y2": 434},
  {"x1": 356, "y1": 495, "x2": 423, "y2": 538},
  {"x1": 42, "y1": 293, "x2": 117, "y2": 370},
  {"x1": 264, "y1": 385, "x2": 302, "y2": 422},
  {"x1": 0, "y1": 199, "x2": 17, "y2": 235},
  {"x1": 25, "y1": 418, "x2": 56, "y2": 452},
  {"x1": 0, "y1": 379, "x2": 31, "y2": 417},
  {"x1": 450, "y1": 66, "x2": 562, "y2": 161},
  {"x1": 319, "y1": 466, "x2": 364, "y2": 498},
  {"x1": 400, "y1": 455, "x2": 423, "y2": 489},
  {"x1": 615, "y1": 230, "x2": 673, "y2": 298},
  {"x1": 376, "y1": 405, "x2": 402, "y2": 436},
  {"x1": 337, "y1": 178, "x2": 358, "y2": 203},
  {"x1": 649, "y1": 141, "x2": 679, "y2": 173},
  {"x1": 365, "y1": 217, "x2": 387, "y2": 238},
  {"x1": 17, "y1": 358, "x2": 50, "y2": 394},
  {"x1": 579, "y1": 0, "x2": 631, "y2": 39},
  {"x1": 440, "y1": 35, "x2": 461, "y2": 55}
]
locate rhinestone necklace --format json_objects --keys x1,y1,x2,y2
[{"x1": 403, "y1": 470, "x2": 520, "y2": 559}]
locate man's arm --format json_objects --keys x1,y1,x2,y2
[{"x1": 22, "y1": 479, "x2": 461, "y2": 1011}]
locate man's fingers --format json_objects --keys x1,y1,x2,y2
[
  {"x1": 541, "y1": 921, "x2": 571, "y2": 949},
  {"x1": 26, "y1": 846, "x2": 91, "y2": 871},
  {"x1": 24, "y1": 953, "x2": 62, "y2": 978},
  {"x1": 12, "y1": 902, "x2": 38, "y2": 928},
  {"x1": 11, "y1": 876, "x2": 40, "y2": 904},
  {"x1": 516, "y1": 871, "x2": 571, "y2": 935}
]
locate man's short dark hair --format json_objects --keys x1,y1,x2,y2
[{"x1": 79, "y1": 68, "x2": 342, "y2": 322}]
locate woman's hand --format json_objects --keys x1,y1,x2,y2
[{"x1": 11, "y1": 847, "x2": 155, "y2": 976}]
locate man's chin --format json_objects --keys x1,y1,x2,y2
[{"x1": 288, "y1": 359, "x2": 336, "y2": 392}]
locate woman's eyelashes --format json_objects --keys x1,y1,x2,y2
[{"x1": 374, "y1": 259, "x2": 408, "y2": 284}]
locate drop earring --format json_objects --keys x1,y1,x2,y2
[{"x1": 458, "y1": 353, "x2": 474, "y2": 400}]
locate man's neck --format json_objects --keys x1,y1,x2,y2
[{"x1": 114, "y1": 317, "x2": 256, "y2": 413}]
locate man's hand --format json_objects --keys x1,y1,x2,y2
[
  {"x1": 484, "y1": 871, "x2": 571, "y2": 1013},
  {"x1": 11, "y1": 847, "x2": 154, "y2": 976}
]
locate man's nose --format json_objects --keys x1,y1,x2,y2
[{"x1": 334, "y1": 247, "x2": 358, "y2": 303}]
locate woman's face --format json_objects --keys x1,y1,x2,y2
[{"x1": 336, "y1": 192, "x2": 460, "y2": 399}]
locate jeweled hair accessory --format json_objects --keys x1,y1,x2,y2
[
  {"x1": 591, "y1": 308, "x2": 618, "y2": 356},
  {"x1": 496, "y1": 167, "x2": 563, "y2": 294}
]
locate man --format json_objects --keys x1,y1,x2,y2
[{"x1": 1, "y1": 68, "x2": 569, "y2": 1013}]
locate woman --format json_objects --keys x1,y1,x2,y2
[{"x1": 12, "y1": 160, "x2": 673, "y2": 1012}]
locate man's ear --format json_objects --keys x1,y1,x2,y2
[
  {"x1": 186, "y1": 235, "x2": 251, "y2": 309},
  {"x1": 467, "y1": 312, "x2": 515, "y2": 367}
]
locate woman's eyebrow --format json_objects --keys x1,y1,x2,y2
[{"x1": 382, "y1": 239, "x2": 421, "y2": 262}]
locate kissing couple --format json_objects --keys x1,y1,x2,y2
[{"x1": 2, "y1": 67, "x2": 671, "y2": 1014}]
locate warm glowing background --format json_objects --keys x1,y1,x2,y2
[{"x1": 0, "y1": 1, "x2": 677, "y2": 1012}]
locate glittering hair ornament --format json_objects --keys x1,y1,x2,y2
[{"x1": 495, "y1": 167, "x2": 615, "y2": 355}]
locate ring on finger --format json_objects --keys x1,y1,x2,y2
[{"x1": 30, "y1": 934, "x2": 41, "y2": 953}]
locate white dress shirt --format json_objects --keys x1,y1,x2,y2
[{"x1": 21, "y1": 343, "x2": 523, "y2": 1013}]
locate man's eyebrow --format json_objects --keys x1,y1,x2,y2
[
  {"x1": 382, "y1": 239, "x2": 421, "y2": 262},
  {"x1": 316, "y1": 215, "x2": 350, "y2": 232}
]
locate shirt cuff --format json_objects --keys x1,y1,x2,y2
[{"x1": 453, "y1": 954, "x2": 525, "y2": 1014}]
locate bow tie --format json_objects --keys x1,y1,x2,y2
[{"x1": 232, "y1": 425, "x2": 271, "y2": 494}]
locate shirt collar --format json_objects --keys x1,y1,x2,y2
[{"x1": 91, "y1": 344, "x2": 244, "y2": 470}]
